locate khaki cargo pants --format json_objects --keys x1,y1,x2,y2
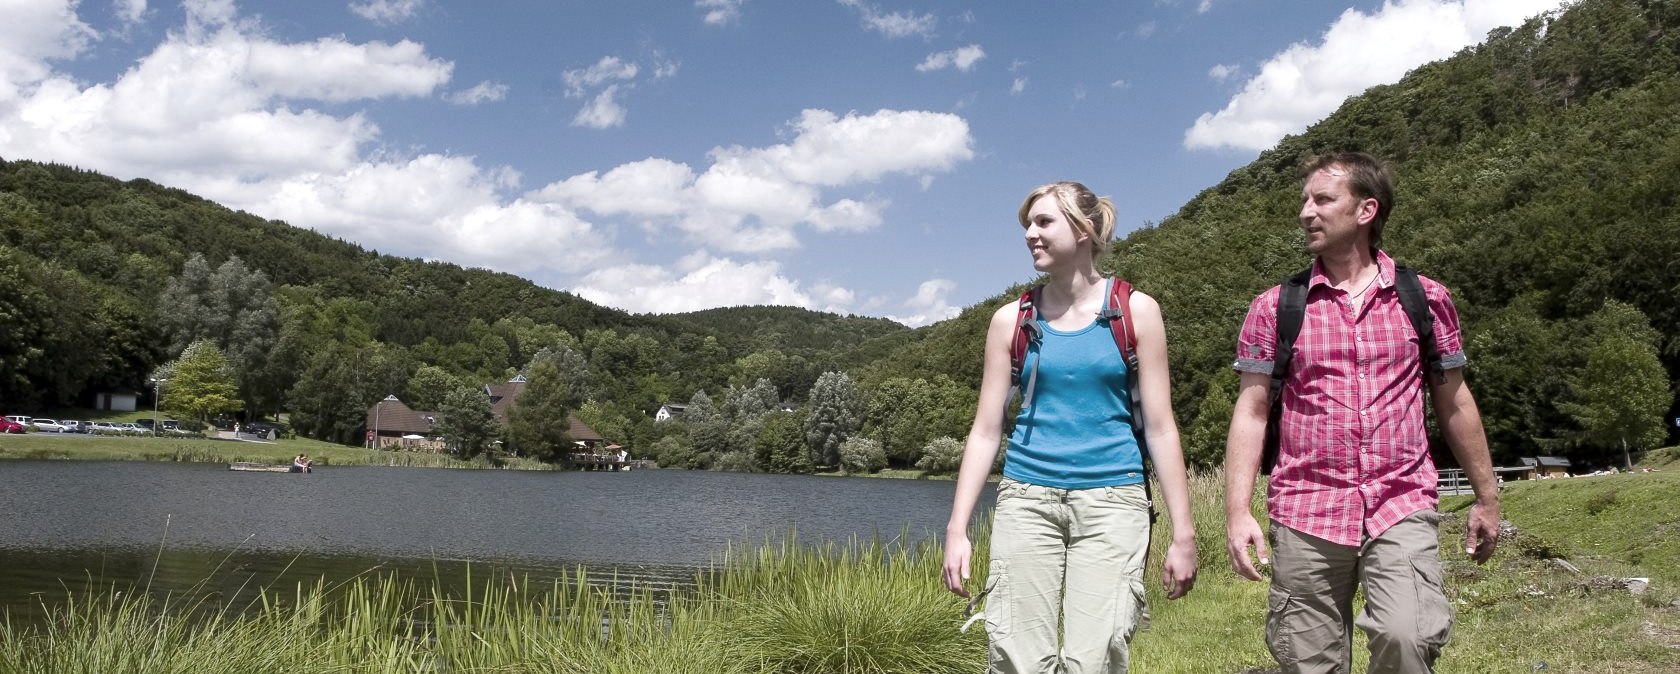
[
  {"x1": 1266, "y1": 511, "x2": 1453, "y2": 674},
  {"x1": 983, "y1": 478, "x2": 1152, "y2": 674}
]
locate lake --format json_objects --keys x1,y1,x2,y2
[{"x1": 0, "y1": 461, "x2": 990, "y2": 622}]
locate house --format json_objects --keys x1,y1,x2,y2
[
  {"x1": 366, "y1": 375, "x2": 606, "y2": 454},
  {"x1": 365, "y1": 395, "x2": 443, "y2": 451},
  {"x1": 94, "y1": 388, "x2": 139, "y2": 412},
  {"x1": 1520, "y1": 456, "x2": 1573, "y2": 478},
  {"x1": 654, "y1": 403, "x2": 687, "y2": 423}
]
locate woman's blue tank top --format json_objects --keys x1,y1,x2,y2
[{"x1": 1002, "y1": 288, "x2": 1146, "y2": 489}]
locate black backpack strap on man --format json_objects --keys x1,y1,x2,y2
[{"x1": 1259, "y1": 264, "x2": 1443, "y2": 475}]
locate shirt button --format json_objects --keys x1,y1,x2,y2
[
  {"x1": 1360, "y1": 409, "x2": 1368, "y2": 416},
  {"x1": 1358, "y1": 373, "x2": 1366, "y2": 379}
]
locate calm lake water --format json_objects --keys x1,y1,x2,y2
[{"x1": 0, "y1": 461, "x2": 990, "y2": 622}]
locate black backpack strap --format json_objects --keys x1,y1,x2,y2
[
  {"x1": 1261, "y1": 268, "x2": 1312, "y2": 475},
  {"x1": 1392, "y1": 265, "x2": 1444, "y2": 385}
]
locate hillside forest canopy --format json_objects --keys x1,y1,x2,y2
[{"x1": 1, "y1": 0, "x2": 1676, "y2": 473}]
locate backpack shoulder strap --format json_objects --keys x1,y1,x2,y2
[
  {"x1": 1392, "y1": 265, "x2": 1444, "y2": 384},
  {"x1": 1009, "y1": 286, "x2": 1044, "y2": 405},
  {"x1": 1269, "y1": 268, "x2": 1313, "y2": 399},
  {"x1": 1097, "y1": 278, "x2": 1139, "y2": 369},
  {"x1": 1262, "y1": 268, "x2": 1312, "y2": 475}
]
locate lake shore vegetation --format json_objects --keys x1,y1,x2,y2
[{"x1": 3, "y1": 465, "x2": 1676, "y2": 673}]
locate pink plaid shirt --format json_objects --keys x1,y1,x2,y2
[{"x1": 1234, "y1": 251, "x2": 1467, "y2": 546}]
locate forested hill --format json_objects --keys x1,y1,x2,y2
[
  {"x1": 0, "y1": 156, "x2": 910, "y2": 435},
  {"x1": 880, "y1": 0, "x2": 1680, "y2": 466}
]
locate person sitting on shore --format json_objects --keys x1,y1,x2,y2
[{"x1": 292, "y1": 454, "x2": 312, "y2": 473}]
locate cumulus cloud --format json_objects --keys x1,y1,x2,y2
[
  {"x1": 1207, "y1": 63, "x2": 1239, "y2": 81},
  {"x1": 887, "y1": 278, "x2": 959, "y2": 327},
  {"x1": 534, "y1": 108, "x2": 972, "y2": 253},
  {"x1": 1011, "y1": 77, "x2": 1026, "y2": 95},
  {"x1": 574, "y1": 252, "x2": 819, "y2": 314},
  {"x1": 561, "y1": 56, "x2": 638, "y2": 97},
  {"x1": 839, "y1": 0, "x2": 937, "y2": 39},
  {"x1": 916, "y1": 44, "x2": 984, "y2": 72},
  {"x1": 116, "y1": 0, "x2": 148, "y2": 24},
  {"x1": 445, "y1": 80, "x2": 508, "y2": 105},
  {"x1": 696, "y1": 0, "x2": 746, "y2": 25},
  {"x1": 350, "y1": 0, "x2": 425, "y2": 25},
  {"x1": 0, "y1": 0, "x2": 616, "y2": 280},
  {"x1": 1185, "y1": 0, "x2": 1562, "y2": 152},
  {"x1": 1198, "y1": 0, "x2": 1215, "y2": 13},
  {"x1": 572, "y1": 84, "x2": 627, "y2": 128},
  {"x1": 1135, "y1": 21, "x2": 1157, "y2": 38}
]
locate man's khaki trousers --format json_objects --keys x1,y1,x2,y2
[
  {"x1": 1267, "y1": 511, "x2": 1453, "y2": 674},
  {"x1": 984, "y1": 479, "x2": 1152, "y2": 674}
]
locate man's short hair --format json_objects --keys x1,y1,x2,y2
[{"x1": 1301, "y1": 152, "x2": 1394, "y2": 249}]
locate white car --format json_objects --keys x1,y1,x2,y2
[
  {"x1": 90, "y1": 422, "x2": 120, "y2": 433},
  {"x1": 32, "y1": 419, "x2": 68, "y2": 432},
  {"x1": 116, "y1": 423, "x2": 145, "y2": 434}
]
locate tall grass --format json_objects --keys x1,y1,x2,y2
[{"x1": 2, "y1": 467, "x2": 1677, "y2": 672}]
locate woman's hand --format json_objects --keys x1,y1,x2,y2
[
  {"x1": 943, "y1": 531, "x2": 973, "y2": 598},
  {"x1": 1161, "y1": 536, "x2": 1198, "y2": 599}
]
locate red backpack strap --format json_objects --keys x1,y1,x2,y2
[
  {"x1": 1009, "y1": 286, "x2": 1043, "y2": 405},
  {"x1": 1099, "y1": 279, "x2": 1138, "y2": 368}
]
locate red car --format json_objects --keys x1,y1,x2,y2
[{"x1": 0, "y1": 419, "x2": 26, "y2": 434}]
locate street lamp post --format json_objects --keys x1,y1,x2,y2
[{"x1": 148, "y1": 377, "x2": 167, "y2": 437}]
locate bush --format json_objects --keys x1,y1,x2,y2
[
  {"x1": 914, "y1": 436, "x2": 964, "y2": 475},
  {"x1": 838, "y1": 437, "x2": 887, "y2": 475}
]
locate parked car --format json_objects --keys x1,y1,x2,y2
[
  {"x1": 59, "y1": 420, "x2": 88, "y2": 433},
  {"x1": 245, "y1": 421, "x2": 289, "y2": 439},
  {"x1": 32, "y1": 419, "x2": 68, "y2": 433},
  {"x1": 89, "y1": 422, "x2": 120, "y2": 433},
  {"x1": 115, "y1": 422, "x2": 144, "y2": 434},
  {"x1": 0, "y1": 418, "x2": 25, "y2": 434},
  {"x1": 4, "y1": 415, "x2": 31, "y2": 427},
  {"x1": 135, "y1": 419, "x2": 156, "y2": 430},
  {"x1": 160, "y1": 419, "x2": 180, "y2": 432}
]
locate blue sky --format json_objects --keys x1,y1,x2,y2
[{"x1": 0, "y1": 0, "x2": 1561, "y2": 326}]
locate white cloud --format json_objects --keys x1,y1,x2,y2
[
  {"x1": 653, "y1": 56, "x2": 680, "y2": 79},
  {"x1": 839, "y1": 0, "x2": 937, "y2": 39},
  {"x1": 1185, "y1": 0, "x2": 1562, "y2": 152},
  {"x1": 0, "y1": 2, "x2": 617, "y2": 281},
  {"x1": 1010, "y1": 77, "x2": 1026, "y2": 95},
  {"x1": 1135, "y1": 21, "x2": 1157, "y2": 38},
  {"x1": 1207, "y1": 63, "x2": 1239, "y2": 81},
  {"x1": 1198, "y1": 0, "x2": 1215, "y2": 14},
  {"x1": 561, "y1": 56, "x2": 638, "y2": 97},
  {"x1": 0, "y1": 0, "x2": 95, "y2": 96},
  {"x1": 696, "y1": 0, "x2": 746, "y2": 25},
  {"x1": 916, "y1": 44, "x2": 984, "y2": 72},
  {"x1": 574, "y1": 253, "x2": 819, "y2": 314},
  {"x1": 887, "y1": 278, "x2": 959, "y2": 327},
  {"x1": 350, "y1": 0, "x2": 425, "y2": 24},
  {"x1": 116, "y1": 0, "x2": 148, "y2": 24},
  {"x1": 572, "y1": 84, "x2": 628, "y2": 128},
  {"x1": 534, "y1": 108, "x2": 972, "y2": 254},
  {"x1": 1110, "y1": 78, "x2": 1130, "y2": 90},
  {"x1": 445, "y1": 80, "x2": 508, "y2": 105}
]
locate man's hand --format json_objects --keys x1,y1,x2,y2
[
  {"x1": 1465, "y1": 500, "x2": 1500, "y2": 564},
  {"x1": 1226, "y1": 512, "x2": 1270, "y2": 581},
  {"x1": 943, "y1": 532, "x2": 973, "y2": 598},
  {"x1": 1162, "y1": 536, "x2": 1198, "y2": 599}
]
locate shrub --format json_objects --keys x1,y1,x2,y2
[
  {"x1": 914, "y1": 437, "x2": 964, "y2": 475},
  {"x1": 838, "y1": 437, "x2": 886, "y2": 475}
]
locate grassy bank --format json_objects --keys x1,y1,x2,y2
[
  {"x1": 2, "y1": 468, "x2": 1676, "y2": 672},
  {"x1": 0, "y1": 434, "x2": 556, "y2": 470}
]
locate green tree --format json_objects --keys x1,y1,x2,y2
[
  {"x1": 1184, "y1": 370, "x2": 1237, "y2": 467},
  {"x1": 756, "y1": 411, "x2": 812, "y2": 474},
  {"x1": 576, "y1": 400, "x2": 631, "y2": 448},
  {"x1": 505, "y1": 357, "x2": 573, "y2": 461},
  {"x1": 157, "y1": 254, "x2": 281, "y2": 413},
  {"x1": 162, "y1": 339, "x2": 241, "y2": 424},
  {"x1": 437, "y1": 385, "x2": 497, "y2": 458},
  {"x1": 684, "y1": 390, "x2": 728, "y2": 469},
  {"x1": 803, "y1": 371, "x2": 862, "y2": 468},
  {"x1": 863, "y1": 377, "x2": 939, "y2": 467},
  {"x1": 1560, "y1": 302, "x2": 1672, "y2": 468},
  {"x1": 406, "y1": 365, "x2": 465, "y2": 412}
]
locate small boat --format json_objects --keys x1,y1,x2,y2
[{"x1": 228, "y1": 462, "x2": 295, "y2": 473}]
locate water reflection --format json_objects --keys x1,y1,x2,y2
[{"x1": 0, "y1": 461, "x2": 990, "y2": 623}]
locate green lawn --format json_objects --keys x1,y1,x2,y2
[{"x1": 0, "y1": 433, "x2": 553, "y2": 470}]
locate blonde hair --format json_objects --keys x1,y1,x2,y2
[{"x1": 1017, "y1": 181, "x2": 1117, "y2": 260}]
